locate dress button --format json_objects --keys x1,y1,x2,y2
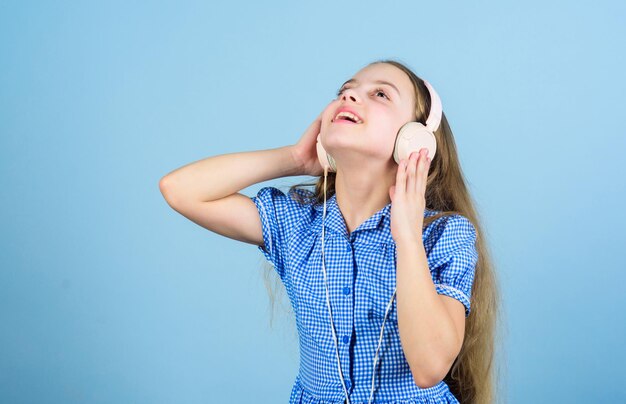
[
  {"x1": 343, "y1": 335, "x2": 349, "y2": 344},
  {"x1": 346, "y1": 244, "x2": 351, "y2": 252},
  {"x1": 343, "y1": 286, "x2": 351, "y2": 295},
  {"x1": 345, "y1": 379, "x2": 351, "y2": 389}
]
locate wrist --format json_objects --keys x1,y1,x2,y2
[
  {"x1": 286, "y1": 145, "x2": 306, "y2": 175},
  {"x1": 279, "y1": 145, "x2": 303, "y2": 176},
  {"x1": 395, "y1": 235, "x2": 424, "y2": 251}
]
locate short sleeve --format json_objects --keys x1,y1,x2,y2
[
  {"x1": 250, "y1": 186, "x2": 307, "y2": 280},
  {"x1": 428, "y1": 215, "x2": 479, "y2": 318}
]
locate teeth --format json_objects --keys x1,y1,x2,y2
[{"x1": 334, "y1": 111, "x2": 363, "y2": 123}]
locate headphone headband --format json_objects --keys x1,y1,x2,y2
[{"x1": 422, "y1": 79, "x2": 443, "y2": 133}]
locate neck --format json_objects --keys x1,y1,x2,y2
[{"x1": 333, "y1": 162, "x2": 396, "y2": 235}]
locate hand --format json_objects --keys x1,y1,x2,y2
[
  {"x1": 389, "y1": 148, "x2": 431, "y2": 245},
  {"x1": 291, "y1": 102, "x2": 334, "y2": 177}
]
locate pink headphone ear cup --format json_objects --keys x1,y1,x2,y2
[
  {"x1": 316, "y1": 132, "x2": 336, "y2": 172},
  {"x1": 393, "y1": 122, "x2": 437, "y2": 164}
]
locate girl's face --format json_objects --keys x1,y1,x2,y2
[{"x1": 320, "y1": 63, "x2": 417, "y2": 167}]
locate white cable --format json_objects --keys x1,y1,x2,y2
[
  {"x1": 368, "y1": 287, "x2": 396, "y2": 403},
  {"x1": 320, "y1": 166, "x2": 395, "y2": 404},
  {"x1": 321, "y1": 167, "x2": 351, "y2": 404}
]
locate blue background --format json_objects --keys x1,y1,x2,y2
[{"x1": 1, "y1": 1, "x2": 625, "y2": 403}]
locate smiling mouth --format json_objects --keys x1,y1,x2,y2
[
  {"x1": 332, "y1": 119, "x2": 361, "y2": 124},
  {"x1": 332, "y1": 116, "x2": 363, "y2": 124},
  {"x1": 332, "y1": 110, "x2": 364, "y2": 124}
]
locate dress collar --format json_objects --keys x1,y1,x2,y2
[{"x1": 312, "y1": 193, "x2": 391, "y2": 238}]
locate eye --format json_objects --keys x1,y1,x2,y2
[
  {"x1": 336, "y1": 86, "x2": 390, "y2": 100},
  {"x1": 373, "y1": 87, "x2": 390, "y2": 100}
]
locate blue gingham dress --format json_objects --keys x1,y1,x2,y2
[{"x1": 251, "y1": 186, "x2": 479, "y2": 404}]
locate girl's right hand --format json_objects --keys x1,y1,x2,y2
[{"x1": 291, "y1": 109, "x2": 327, "y2": 177}]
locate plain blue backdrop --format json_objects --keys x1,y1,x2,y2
[{"x1": 1, "y1": 1, "x2": 625, "y2": 403}]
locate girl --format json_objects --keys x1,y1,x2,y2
[{"x1": 160, "y1": 59, "x2": 501, "y2": 404}]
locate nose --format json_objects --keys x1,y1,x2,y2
[{"x1": 340, "y1": 87, "x2": 360, "y2": 103}]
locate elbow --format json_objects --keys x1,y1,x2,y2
[
  {"x1": 413, "y1": 373, "x2": 442, "y2": 390},
  {"x1": 410, "y1": 359, "x2": 451, "y2": 390},
  {"x1": 159, "y1": 175, "x2": 171, "y2": 195},
  {"x1": 159, "y1": 175, "x2": 181, "y2": 207}
]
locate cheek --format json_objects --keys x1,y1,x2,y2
[
  {"x1": 318, "y1": 104, "x2": 333, "y2": 135},
  {"x1": 367, "y1": 117, "x2": 404, "y2": 155},
  {"x1": 369, "y1": 116, "x2": 399, "y2": 139},
  {"x1": 362, "y1": 124, "x2": 397, "y2": 158},
  {"x1": 322, "y1": 102, "x2": 337, "y2": 122}
]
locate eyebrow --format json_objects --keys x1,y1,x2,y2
[{"x1": 339, "y1": 78, "x2": 401, "y2": 98}]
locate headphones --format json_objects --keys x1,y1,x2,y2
[
  {"x1": 314, "y1": 79, "x2": 443, "y2": 404},
  {"x1": 316, "y1": 79, "x2": 442, "y2": 173}
]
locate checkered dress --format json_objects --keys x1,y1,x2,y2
[{"x1": 251, "y1": 186, "x2": 479, "y2": 403}]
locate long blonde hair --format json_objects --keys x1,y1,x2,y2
[{"x1": 260, "y1": 59, "x2": 505, "y2": 404}]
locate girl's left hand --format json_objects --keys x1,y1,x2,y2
[{"x1": 389, "y1": 148, "x2": 431, "y2": 245}]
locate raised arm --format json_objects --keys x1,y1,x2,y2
[
  {"x1": 159, "y1": 146, "x2": 301, "y2": 246},
  {"x1": 158, "y1": 111, "x2": 325, "y2": 247}
]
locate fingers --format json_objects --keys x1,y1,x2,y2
[
  {"x1": 406, "y1": 149, "x2": 430, "y2": 196},
  {"x1": 417, "y1": 149, "x2": 430, "y2": 194},
  {"x1": 395, "y1": 157, "x2": 407, "y2": 196},
  {"x1": 396, "y1": 148, "x2": 431, "y2": 198},
  {"x1": 406, "y1": 151, "x2": 418, "y2": 194}
]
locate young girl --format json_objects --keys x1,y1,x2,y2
[{"x1": 160, "y1": 59, "x2": 500, "y2": 404}]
